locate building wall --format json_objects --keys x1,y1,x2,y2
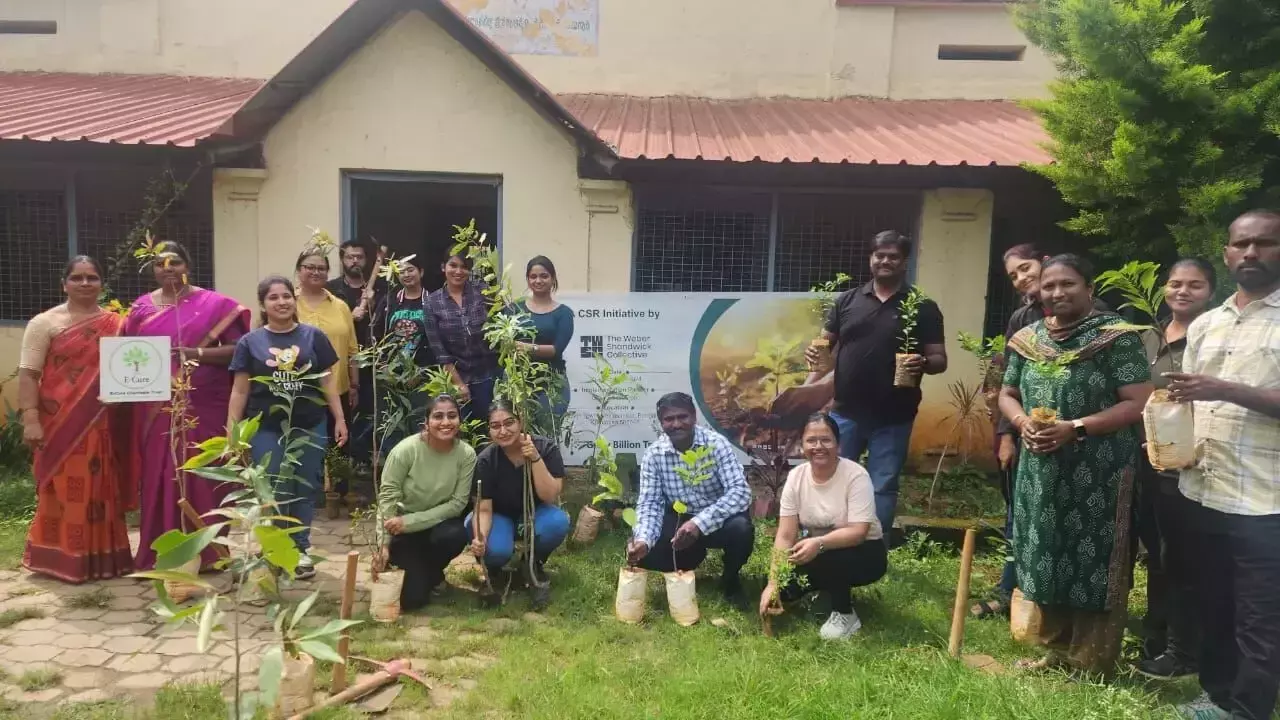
[
  {"x1": 911, "y1": 188, "x2": 997, "y2": 466},
  {"x1": 1, "y1": 0, "x2": 1053, "y2": 100},
  {"x1": 230, "y1": 10, "x2": 628, "y2": 314}
]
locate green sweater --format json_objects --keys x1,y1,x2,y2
[{"x1": 378, "y1": 436, "x2": 476, "y2": 535}]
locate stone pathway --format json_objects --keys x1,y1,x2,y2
[{"x1": 0, "y1": 516, "x2": 489, "y2": 717}]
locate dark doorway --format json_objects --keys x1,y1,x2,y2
[{"x1": 346, "y1": 174, "x2": 500, "y2": 293}]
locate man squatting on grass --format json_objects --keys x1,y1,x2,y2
[{"x1": 626, "y1": 392, "x2": 754, "y2": 605}]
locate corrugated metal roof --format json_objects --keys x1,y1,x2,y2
[
  {"x1": 558, "y1": 94, "x2": 1051, "y2": 166},
  {"x1": 0, "y1": 72, "x2": 263, "y2": 147}
]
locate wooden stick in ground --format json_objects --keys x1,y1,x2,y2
[
  {"x1": 948, "y1": 528, "x2": 978, "y2": 657},
  {"x1": 331, "y1": 550, "x2": 360, "y2": 693},
  {"x1": 177, "y1": 498, "x2": 230, "y2": 559}
]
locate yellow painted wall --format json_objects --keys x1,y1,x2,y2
[
  {"x1": 5, "y1": 0, "x2": 1053, "y2": 101},
  {"x1": 911, "y1": 188, "x2": 996, "y2": 467},
  {"x1": 239, "y1": 9, "x2": 628, "y2": 313},
  {"x1": 0, "y1": 330, "x2": 22, "y2": 409}
]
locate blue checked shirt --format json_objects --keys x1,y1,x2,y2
[
  {"x1": 632, "y1": 425, "x2": 751, "y2": 548},
  {"x1": 425, "y1": 281, "x2": 498, "y2": 382}
]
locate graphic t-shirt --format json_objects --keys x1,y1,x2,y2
[
  {"x1": 382, "y1": 291, "x2": 435, "y2": 367},
  {"x1": 475, "y1": 435, "x2": 565, "y2": 520},
  {"x1": 230, "y1": 324, "x2": 338, "y2": 431}
]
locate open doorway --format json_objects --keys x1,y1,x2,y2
[{"x1": 344, "y1": 173, "x2": 500, "y2": 292}]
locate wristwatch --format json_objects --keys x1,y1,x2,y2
[{"x1": 1071, "y1": 419, "x2": 1087, "y2": 442}]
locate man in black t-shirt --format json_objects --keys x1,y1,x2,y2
[
  {"x1": 326, "y1": 239, "x2": 385, "y2": 463},
  {"x1": 802, "y1": 230, "x2": 947, "y2": 543}
]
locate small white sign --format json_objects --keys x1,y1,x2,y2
[{"x1": 100, "y1": 336, "x2": 171, "y2": 403}]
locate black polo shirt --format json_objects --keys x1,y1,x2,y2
[{"x1": 825, "y1": 282, "x2": 945, "y2": 425}]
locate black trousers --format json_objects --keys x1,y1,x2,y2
[
  {"x1": 326, "y1": 392, "x2": 351, "y2": 495},
  {"x1": 637, "y1": 510, "x2": 754, "y2": 582},
  {"x1": 1186, "y1": 501, "x2": 1280, "y2": 720},
  {"x1": 387, "y1": 517, "x2": 469, "y2": 611},
  {"x1": 783, "y1": 541, "x2": 888, "y2": 613},
  {"x1": 1136, "y1": 467, "x2": 1200, "y2": 663}
]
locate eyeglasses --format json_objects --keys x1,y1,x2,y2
[
  {"x1": 488, "y1": 417, "x2": 519, "y2": 432},
  {"x1": 300, "y1": 265, "x2": 328, "y2": 274}
]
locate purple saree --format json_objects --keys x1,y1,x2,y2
[{"x1": 125, "y1": 288, "x2": 250, "y2": 570}]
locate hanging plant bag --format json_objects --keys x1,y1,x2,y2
[
  {"x1": 370, "y1": 569, "x2": 405, "y2": 623},
  {"x1": 615, "y1": 567, "x2": 647, "y2": 624},
  {"x1": 573, "y1": 506, "x2": 604, "y2": 545},
  {"x1": 272, "y1": 652, "x2": 316, "y2": 719},
  {"x1": 1143, "y1": 390, "x2": 1196, "y2": 471},
  {"x1": 1009, "y1": 588, "x2": 1042, "y2": 644},
  {"x1": 664, "y1": 571, "x2": 700, "y2": 627},
  {"x1": 893, "y1": 354, "x2": 921, "y2": 388},
  {"x1": 164, "y1": 558, "x2": 204, "y2": 604}
]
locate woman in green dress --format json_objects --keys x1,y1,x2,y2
[{"x1": 998, "y1": 254, "x2": 1153, "y2": 674}]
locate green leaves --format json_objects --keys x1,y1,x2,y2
[
  {"x1": 672, "y1": 501, "x2": 688, "y2": 515},
  {"x1": 622, "y1": 508, "x2": 637, "y2": 527},
  {"x1": 898, "y1": 288, "x2": 929, "y2": 355},
  {"x1": 254, "y1": 525, "x2": 301, "y2": 579},
  {"x1": 675, "y1": 446, "x2": 714, "y2": 487},
  {"x1": 151, "y1": 526, "x2": 222, "y2": 571}
]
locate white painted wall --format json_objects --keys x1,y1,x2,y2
[{"x1": 0, "y1": 0, "x2": 1054, "y2": 100}]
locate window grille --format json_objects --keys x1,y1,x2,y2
[
  {"x1": 0, "y1": 191, "x2": 68, "y2": 323},
  {"x1": 632, "y1": 191, "x2": 771, "y2": 292},
  {"x1": 633, "y1": 188, "x2": 920, "y2": 294},
  {"x1": 774, "y1": 193, "x2": 920, "y2": 292},
  {"x1": 78, "y1": 210, "x2": 215, "y2": 304}
]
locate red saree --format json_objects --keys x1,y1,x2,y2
[{"x1": 24, "y1": 312, "x2": 136, "y2": 583}]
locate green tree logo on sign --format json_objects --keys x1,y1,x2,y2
[{"x1": 122, "y1": 346, "x2": 150, "y2": 373}]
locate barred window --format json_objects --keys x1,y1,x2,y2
[
  {"x1": 0, "y1": 191, "x2": 68, "y2": 323},
  {"x1": 633, "y1": 187, "x2": 921, "y2": 293},
  {"x1": 78, "y1": 210, "x2": 214, "y2": 305}
]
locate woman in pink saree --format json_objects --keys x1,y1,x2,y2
[{"x1": 125, "y1": 241, "x2": 250, "y2": 570}]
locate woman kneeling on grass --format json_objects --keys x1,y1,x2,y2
[
  {"x1": 998, "y1": 254, "x2": 1152, "y2": 675},
  {"x1": 759, "y1": 413, "x2": 887, "y2": 640},
  {"x1": 374, "y1": 394, "x2": 474, "y2": 612},
  {"x1": 466, "y1": 402, "x2": 570, "y2": 610}
]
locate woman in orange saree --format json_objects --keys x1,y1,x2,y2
[
  {"x1": 18, "y1": 256, "x2": 135, "y2": 583},
  {"x1": 125, "y1": 241, "x2": 250, "y2": 571}
]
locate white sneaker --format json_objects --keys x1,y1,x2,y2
[
  {"x1": 295, "y1": 552, "x2": 316, "y2": 580},
  {"x1": 819, "y1": 610, "x2": 862, "y2": 640}
]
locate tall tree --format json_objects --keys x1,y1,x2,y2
[{"x1": 1018, "y1": 0, "x2": 1280, "y2": 263}]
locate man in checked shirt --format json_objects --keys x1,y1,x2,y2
[
  {"x1": 626, "y1": 392, "x2": 754, "y2": 605},
  {"x1": 1166, "y1": 210, "x2": 1280, "y2": 720}
]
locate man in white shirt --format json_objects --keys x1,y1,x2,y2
[{"x1": 1167, "y1": 210, "x2": 1280, "y2": 720}]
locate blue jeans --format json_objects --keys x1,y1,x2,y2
[
  {"x1": 828, "y1": 411, "x2": 913, "y2": 545},
  {"x1": 464, "y1": 504, "x2": 570, "y2": 569},
  {"x1": 249, "y1": 421, "x2": 327, "y2": 553},
  {"x1": 465, "y1": 377, "x2": 496, "y2": 423}
]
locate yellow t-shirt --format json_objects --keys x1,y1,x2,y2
[{"x1": 297, "y1": 291, "x2": 357, "y2": 395}]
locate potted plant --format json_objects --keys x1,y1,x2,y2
[
  {"x1": 806, "y1": 273, "x2": 851, "y2": 372},
  {"x1": 664, "y1": 446, "x2": 714, "y2": 627},
  {"x1": 1095, "y1": 260, "x2": 1194, "y2": 470},
  {"x1": 894, "y1": 287, "x2": 930, "y2": 388},
  {"x1": 572, "y1": 355, "x2": 645, "y2": 545},
  {"x1": 761, "y1": 548, "x2": 809, "y2": 637}
]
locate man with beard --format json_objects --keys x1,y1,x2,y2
[
  {"x1": 801, "y1": 230, "x2": 946, "y2": 543},
  {"x1": 626, "y1": 392, "x2": 753, "y2": 604},
  {"x1": 328, "y1": 239, "x2": 386, "y2": 463},
  {"x1": 1167, "y1": 210, "x2": 1280, "y2": 720}
]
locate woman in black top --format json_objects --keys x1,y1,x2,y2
[
  {"x1": 464, "y1": 401, "x2": 571, "y2": 609},
  {"x1": 376, "y1": 254, "x2": 438, "y2": 454},
  {"x1": 1134, "y1": 258, "x2": 1215, "y2": 679}
]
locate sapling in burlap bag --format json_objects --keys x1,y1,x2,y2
[
  {"x1": 614, "y1": 506, "x2": 646, "y2": 624},
  {"x1": 663, "y1": 499, "x2": 700, "y2": 627},
  {"x1": 894, "y1": 288, "x2": 930, "y2": 388}
]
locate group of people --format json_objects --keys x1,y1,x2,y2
[
  {"x1": 13, "y1": 209, "x2": 1280, "y2": 716},
  {"x1": 16, "y1": 238, "x2": 575, "y2": 586},
  {"x1": 967, "y1": 211, "x2": 1278, "y2": 720}
]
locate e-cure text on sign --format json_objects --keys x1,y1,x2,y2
[{"x1": 100, "y1": 336, "x2": 172, "y2": 403}]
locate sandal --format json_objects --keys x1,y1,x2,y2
[{"x1": 970, "y1": 598, "x2": 1008, "y2": 619}]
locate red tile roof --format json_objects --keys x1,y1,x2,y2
[
  {"x1": 559, "y1": 94, "x2": 1051, "y2": 166},
  {"x1": 0, "y1": 72, "x2": 262, "y2": 146}
]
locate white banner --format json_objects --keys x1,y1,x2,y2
[
  {"x1": 100, "y1": 336, "x2": 171, "y2": 403},
  {"x1": 449, "y1": 0, "x2": 599, "y2": 56},
  {"x1": 557, "y1": 293, "x2": 825, "y2": 464}
]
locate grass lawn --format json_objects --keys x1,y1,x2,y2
[{"x1": 0, "y1": 467, "x2": 1195, "y2": 719}]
